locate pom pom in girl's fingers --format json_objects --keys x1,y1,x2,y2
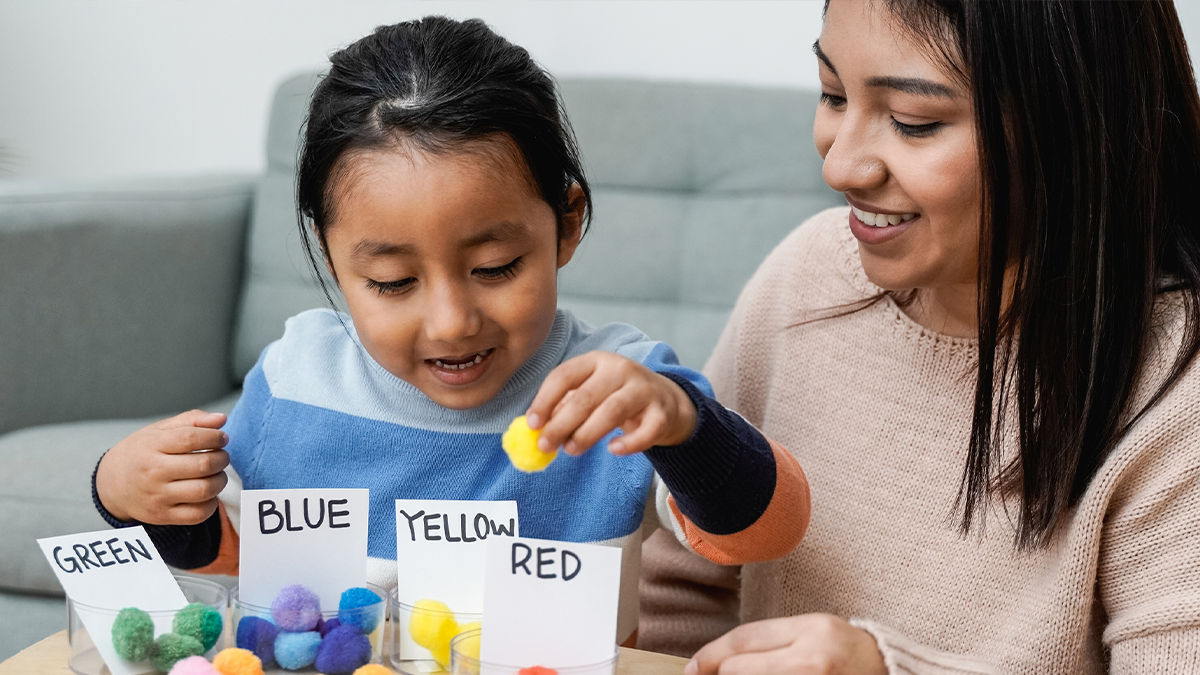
[
  {"x1": 212, "y1": 647, "x2": 264, "y2": 675},
  {"x1": 112, "y1": 607, "x2": 155, "y2": 661},
  {"x1": 503, "y1": 416, "x2": 556, "y2": 472},
  {"x1": 167, "y1": 655, "x2": 219, "y2": 675}
]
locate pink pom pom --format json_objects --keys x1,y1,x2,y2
[{"x1": 168, "y1": 655, "x2": 219, "y2": 675}]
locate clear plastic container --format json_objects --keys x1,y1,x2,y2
[
  {"x1": 67, "y1": 574, "x2": 229, "y2": 675},
  {"x1": 390, "y1": 589, "x2": 483, "y2": 675},
  {"x1": 229, "y1": 582, "x2": 386, "y2": 672},
  {"x1": 449, "y1": 629, "x2": 619, "y2": 675}
]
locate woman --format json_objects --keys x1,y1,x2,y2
[{"x1": 640, "y1": 1, "x2": 1200, "y2": 672}]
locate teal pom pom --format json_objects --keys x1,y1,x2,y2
[
  {"x1": 274, "y1": 631, "x2": 322, "y2": 670},
  {"x1": 337, "y1": 587, "x2": 382, "y2": 634},
  {"x1": 112, "y1": 607, "x2": 155, "y2": 661},
  {"x1": 173, "y1": 602, "x2": 224, "y2": 651},
  {"x1": 150, "y1": 632, "x2": 205, "y2": 672}
]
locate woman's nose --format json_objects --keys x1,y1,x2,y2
[
  {"x1": 423, "y1": 282, "x2": 482, "y2": 343},
  {"x1": 819, "y1": 113, "x2": 888, "y2": 194}
]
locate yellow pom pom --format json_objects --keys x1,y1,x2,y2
[
  {"x1": 454, "y1": 622, "x2": 482, "y2": 662},
  {"x1": 212, "y1": 648, "x2": 263, "y2": 675},
  {"x1": 502, "y1": 415, "x2": 556, "y2": 472},
  {"x1": 408, "y1": 599, "x2": 459, "y2": 668},
  {"x1": 352, "y1": 665, "x2": 393, "y2": 675}
]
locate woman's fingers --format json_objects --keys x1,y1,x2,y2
[{"x1": 692, "y1": 618, "x2": 803, "y2": 675}]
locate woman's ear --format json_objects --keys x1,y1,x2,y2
[{"x1": 556, "y1": 183, "x2": 587, "y2": 268}]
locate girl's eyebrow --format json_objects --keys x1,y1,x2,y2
[
  {"x1": 460, "y1": 220, "x2": 528, "y2": 248},
  {"x1": 813, "y1": 41, "x2": 836, "y2": 75},
  {"x1": 351, "y1": 240, "x2": 414, "y2": 260}
]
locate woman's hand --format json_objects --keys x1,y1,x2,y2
[
  {"x1": 688, "y1": 615, "x2": 887, "y2": 675},
  {"x1": 94, "y1": 410, "x2": 230, "y2": 525},
  {"x1": 525, "y1": 351, "x2": 697, "y2": 456}
]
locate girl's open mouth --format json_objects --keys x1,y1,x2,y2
[{"x1": 425, "y1": 348, "x2": 495, "y2": 385}]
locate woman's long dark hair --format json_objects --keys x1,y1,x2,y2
[
  {"x1": 296, "y1": 16, "x2": 592, "y2": 299},
  {"x1": 884, "y1": 0, "x2": 1200, "y2": 548}
]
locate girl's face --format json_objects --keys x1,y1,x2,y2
[
  {"x1": 815, "y1": 0, "x2": 982, "y2": 330},
  {"x1": 323, "y1": 141, "x2": 583, "y2": 410}
]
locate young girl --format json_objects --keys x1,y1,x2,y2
[{"x1": 91, "y1": 16, "x2": 809, "y2": 645}]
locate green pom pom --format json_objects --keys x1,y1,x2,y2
[
  {"x1": 173, "y1": 602, "x2": 224, "y2": 651},
  {"x1": 111, "y1": 608, "x2": 154, "y2": 661},
  {"x1": 150, "y1": 632, "x2": 205, "y2": 672}
]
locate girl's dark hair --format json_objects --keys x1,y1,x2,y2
[
  {"x1": 296, "y1": 15, "x2": 592, "y2": 291},
  {"x1": 881, "y1": 0, "x2": 1200, "y2": 549}
]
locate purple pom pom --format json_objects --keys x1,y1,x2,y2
[
  {"x1": 314, "y1": 625, "x2": 372, "y2": 674},
  {"x1": 319, "y1": 617, "x2": 342, "y2": 637},
  {"x1": 236, "y1": 615, "x2": 279, "y2": 665},
  {"x1": 271, "y1": 584, "x2": 322, "y2": 632}
]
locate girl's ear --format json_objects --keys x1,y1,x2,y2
[{"x1": 556, "y1": 183, "x2": 587, "y2": 268}]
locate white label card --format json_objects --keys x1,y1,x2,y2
[
  {"x1": 239, "y1": 488, "x2": 369, "y2": 609},
  {"x1": 481, "y1": 536, "x2": 622, "y2": 668},
  {"x1": 394, "y1": 499, "x2": 519, "y2": 613},
  {"x1": 38, "y1": 527, "x2": 187, "y2": 675}
]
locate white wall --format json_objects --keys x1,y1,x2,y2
[{"x1": 0, "y1": 0, "x2": 826, "y2": 182}]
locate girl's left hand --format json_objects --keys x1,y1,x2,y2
[
  {"x1": 525, "y1": 351, "x2": 697, "y2": 456},
  {"x1": 687, "y1": 615, "x2": 887, "y2": 675}
]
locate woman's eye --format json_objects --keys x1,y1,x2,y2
[
  {"x1": 819, "y1": 92, "x2": 847, "y2": 109},
  {"x1": 891, "y1": 118, "x2": 943, "y2": 138},
  {"x1": 364, "y1": 277, "x2": 415, "y2": 296},
  {"x1": 474, "y1": 256, "x2": 524, "y2": 281}
]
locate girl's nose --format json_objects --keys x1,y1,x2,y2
[
  {"x1": 819, "y1": 113, "x2": 888, "y2": 194},
  {"x1": 423, "y1": 282, "x2": 482, "y2": 343}
]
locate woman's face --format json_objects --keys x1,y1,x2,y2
[{"x1": 815, "y1": 0, "x2": 981, "y2": 306}]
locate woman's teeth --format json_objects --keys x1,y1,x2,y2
[
  {"x1": 432, "y1": 352, "x2": 488, "y2": 370},
  {"x1": 853, "y1": 207, "x2": 917, "y2": 228}
]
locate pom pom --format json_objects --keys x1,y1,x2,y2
[
  {"x1": 407, "y1": 599, "x2": 458, "y2": 668},
  {"x1": 338, "y1": 587, "x2": 382, "y2": 634},
  {"x1": 174, "y1": 602, "x2": 224, "y2": 652},
  {"x1": 212, "y1": 647, "x2": 264, "y2": 675},
  {"x1": 167, "y1": 655, "x2": 219, "y2": 675},
  {"x1": 111, "y1": 607, "x2": 155, "y2": 661},
  {"x1": 319, "y1": 617, "x2": 342, "y2": 638},
  {"x1": 353, "y1": 665, "x2": 392, "y2": 675},
  {"x1": 518, "y1": 667, "x2": 558, "y2": 675},
  {"x1": 273, "y1": 631, "x2": 322, "y2": 670},
  {"x1": 271, "y1": 584, "x2": 322, "y2": 632},
  {"x1": 151, "y1": 633, "x2": 206, "y2": 672},
  {"x1": 315, "y1": 624, "x2": 372, "y2": 674},
  {"x1": 453, "y1": 622, "x2": 482, "y2": 663},
  {"x1": 502, "y1": 415, "x2": 556, "y2": 472},
  {"x1": 235, "y1": 616, "x2": 279, "y2": 665}
]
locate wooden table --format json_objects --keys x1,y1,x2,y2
[{"x1": 0, "y1": 631, "x2": 688, "y2": 675}]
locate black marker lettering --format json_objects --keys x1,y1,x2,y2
[
  {"x1": 473, "y1": 513, "x2": 490, "y2": 540},
  {"x1": 90, "y1": 540, "x2": 114, "y2": 567},
  {"x1": 443, "y1": 513, "x2": 461, "y2": 542},
  {"x1": 259, "y1": 500, "x2": 283, "y2": 534},
  {"x1": 328, "y1": 499, "x2": 350, "y2": 528},
  {"x1": 537, "y1": 547, "x2": 557, "y2": 579},
  {"x1": 126, "y1": 538, "x2": 153, "y2": 562},
  {"x1": 512, "y1": 542, "x2": 532, "y2": 575},
  {"x1": 53, "y1": 546, "x2": 81, "y2": 574},
  {"x1": 283, "y1": 500, "x2": 303, "y2": 532},
  {"x1": 303, "y1": 498, "x2": 325, "y2": 529},
  {"x1": 400, "y1": 510, "x2": 425, "y2": 542},
  {"x1": 562, "y1": 549, "x2": 582, "y2": 581},
  {"x1": 74, "y1": 543, "x2": 99, "y2": 570},
  {"x1": 460, "y1": 514, "x2": 476, "y2": 543},
  {"x1": 490, "y1": 518, "x2": 516, "y2": 537},
  {"x1": 106, "y1": 538, "x2": 128, "y2": 564},
  {"x1": 424, "y1": 514, "x2": 441, "y2": 541}
]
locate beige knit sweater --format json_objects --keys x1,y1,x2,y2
[{"x1": 638, "y1": 207, "x2": 1200, "y2": 673}]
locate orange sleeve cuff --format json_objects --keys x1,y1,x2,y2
[{"x1": 188, "y1": 501, "x2": 240, "y2": 576}]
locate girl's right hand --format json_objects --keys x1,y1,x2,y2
[{"x1": 94, "y1": 410, "x2": 230, "y2": 526}]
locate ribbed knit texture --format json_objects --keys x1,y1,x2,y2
[{"x1": 638, "y1": 207, "x2": 1200, "y2": 672}]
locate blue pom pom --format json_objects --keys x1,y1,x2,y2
[
  {"x1": 319, "y1": 617, "x2": 342, "y2": 638},
  {"x1": 337, "y1": 587, "x2": 382, "y2": 634},
  {"x1": 272, "y1": 584, "x2": 322, "y2": 632},
  {"x1": 315, "y1": 625, "x2": 372, "y2": 674},
  {"x1": 274, "y1": 631, "x2": 322, "y2": 670},
  {"x1": 236, "y1": 615, "x2": 279, "y2": 665}
]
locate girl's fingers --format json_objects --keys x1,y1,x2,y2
[
  {"x1": 151, "y1": 409, "x2": 227, "y2": 431},
  {"x1": 564, "y1": 384, "x2": 646, "y2": 454},
  {"x1": 608, "y1": 405, "x2": 667, "y2": 455},
  {"x1": 537, "y1": 372, "x2": 627, "y2": 454},
  {"x1": 166, "y1": 498, "x2": 222, "y2": 526},
  {"x1": 165, "y1": 471, "x2": 229, "y2": 507},
  {"x1": 158, "y1": 426, "x2": 230, "y2": 455},
  {"x1": 526, "y1": 356, "x2": 598, "y2": 430}
]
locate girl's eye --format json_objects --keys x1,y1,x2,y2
[
  {"x1": 891, "y1": 118, "x2": 943, "y2": 138},
  {"x1": 474, "y1": 256, "x2": 524, "y2": 281},
  {"x1": 365, "y1": 277, "x2": 415, "y2": 296},
  {"x1": 819, "y1": 92, "x2": 847, "y2": 109}
]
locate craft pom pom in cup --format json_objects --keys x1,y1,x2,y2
[
  {"x1": 67, "y1": 574, "x2": 229, "y2": 675},
  {"x1": 229, "y1": 582, "x2": 386, "y2": 672},
  {"x1": 448, "y1": 629, "x2": 619, "y2": 675},
  {"x1": 389, "y1": 589, "x2": 483, "y2": 675}
]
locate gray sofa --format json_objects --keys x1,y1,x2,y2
[{"x1": 0, "y1": 73, "x2": 839, "y2": 660}]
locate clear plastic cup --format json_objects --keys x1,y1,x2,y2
[
  {"x1": 67, "y1": 574, "x2": 229, "y2": 675},
  {"x1": 449, "y1": 629, "x2": 619, "y2": 675},
  {"x1": 229, "y1": 582, "x2": 386, "y2": 672},
  {"x1": 390, "y1": 589, "x2": 483, "y2": 675}
]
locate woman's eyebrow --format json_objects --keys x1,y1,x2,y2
[
  {"x1": 866, "y1": 76, "x2": 959, "y2": 99},
  {"x1": 812, "y1": 41, "x2": 836, "y2": 75}
]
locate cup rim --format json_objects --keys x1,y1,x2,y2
[
  {"x1": 230, "y1": 581, "x2": 387, "y2": 614},
  {"x1": 449, "y1": 628, "x2": 619, "y2": 672},
  {"x1": 388, "y1": 587, "x2": 484, "y2": 619},
  {"x1": 67, "y1": 573, "x2": 229, "y2": 614}
]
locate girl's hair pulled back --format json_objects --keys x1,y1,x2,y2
[{"x1": 296, "y1": 16, "x2": 592, "y2": 284}]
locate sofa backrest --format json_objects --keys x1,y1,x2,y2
[{"x1": 230, "y1": 73, "x2": 841, "y2": 378}]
